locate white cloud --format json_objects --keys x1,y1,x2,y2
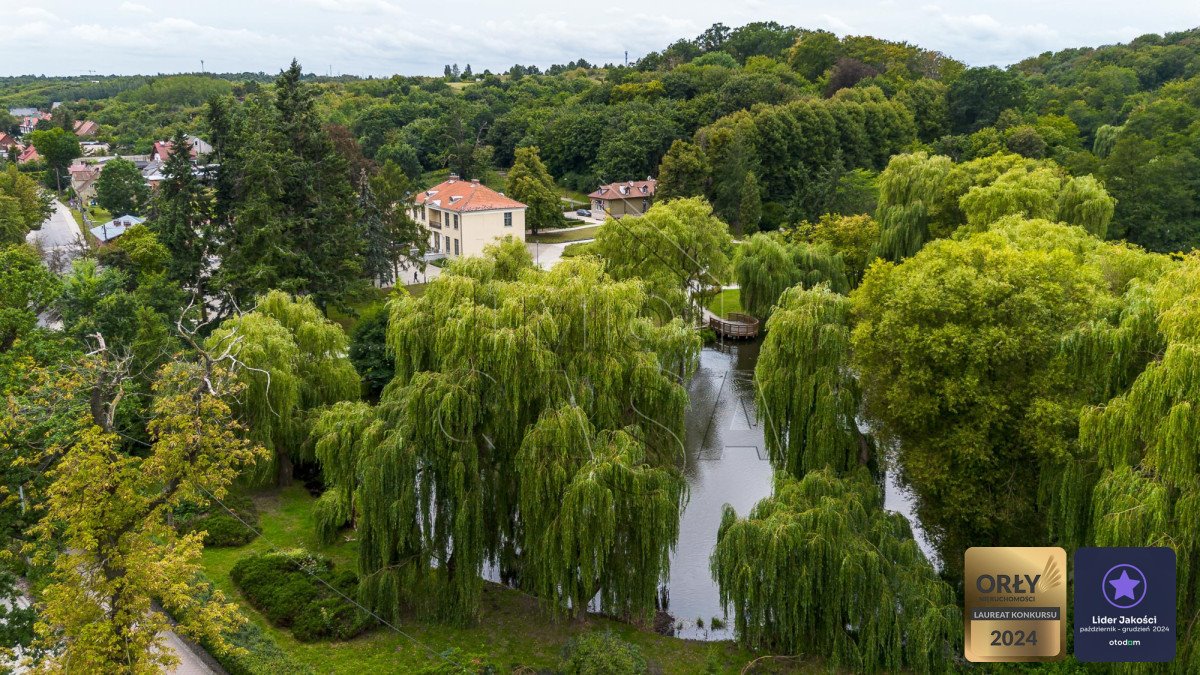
[
  {"x1": 17, "y1": 8, "x2": 60, "y2": 21},
  {"x1": 118, "y1": 2, "x2": 153, "y2": 13}
]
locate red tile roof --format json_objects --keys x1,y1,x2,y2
[
  {"x1": 0, "y1": 132, "x2": 16, "y2": 148},
  {"x1": 414, "y1": 176, "x2": 526, "y2": 213},
  {"x1": 73, "y1": 120, "x2": 99, "y2": 136},
  {"x1": 18, "y1": 145, "x2": 40, "y2": 163},
  {"x1": 589, "y1": 179, "x2": 656, "y2": 200}
]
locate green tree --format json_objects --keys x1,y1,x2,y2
[
  {"x1": 655, "y1": 139, "x2": 710, "y2": 201},
  {"x1": 947, "y1": 66, "x2": 1028, "y2": 133},
  {"x1": 591, "y1": 197, "x2": 733, "y2": 323},
  {"x1": 851, "y1": 219, "x2": 1153, "y2": 573},
  {"x1": 213, "y1": 61, "x2": 365, "y2": 312},
  {"x1": 737, "y1": 172, "x2": 761, "y2": 232},
  {"x1": 206, "y1": 290, "x2": 358, "y2": 484},
  {"x1": 0, "y1": 165, "x2": 53, "y2": 234},
  {"x1": 353, "y1": 248, "x2": 698, "y2": 625},
  {"x1": 712, "y1": 469, "x2": 958, "y2": 671},
  {"x1": 787, "y1": 29, "x2": 841, "y2": 80},
  {"x1": 0, "y1": 245, "x2": 61, "y2": 353},
  {"x1": 756, "y1": 285, "x2": 863, "y2": 476},
  {"x1": 150, "y1": 130, "x2": 214, "y2": 293},
  {"x1": 29, "y1": 127, "x2": 81, "y2": 191},
  {"x1": 733, "y1": 233, "x2": 849, "y2": 320},
  {"x1": 505, "y1": 146, "x2": 561, "y2": 235},
  {"x1": 96, "y1": 157, "x2": 150, "y2": 216}
]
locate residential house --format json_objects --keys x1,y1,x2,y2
[
  {"x1": 7, "y1": 107, "x2": 38, "y2": 117},
  {"x1": 73, "y1": 120, "x2": 100, "y2": 137},
  {"x1": 412, "y1": 174, "x2": 526, "y2": 259},
  {"x1": 69, "y1": 162, "x2": 102, "y2": 205},
  {"x1": 142, "y1": 160, "x2": 166, "y2": 189},
  {"x1": 18, "y1": 112, "x2": 51, "y2": 135},
  {"x1": 17, "y1": 145, "x2": 40, "y2": 164},
  {"x1": 151, "y1": 135, "x2": 213, "y2": 162},
  {"x1": 0, "y1": 132, "x2": 17, "y2": 151},
  {"x1": 89, "y1": 214, "x2": 145, "y2": 244},
  {"x1": 588, "y1": 178, "x2": 657, "y2": 218}
]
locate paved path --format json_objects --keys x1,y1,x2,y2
[
  {"x1": 26, "y1": 200, "x2": 84, "y2": 273},
  {"x1": 26, "y1": 199, "x2": 82, "y2": 251},
  {"x1": 528, "y1": 238, "x2": 594, "y2": 270}
]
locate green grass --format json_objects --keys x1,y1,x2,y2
[
  {"x1": 706, "y1": 288, "x2": 744, "y2": 318},
  {"x1": 527, "y1": 225, "x2": 600, "y2": 244},
  {"x1": 199, "y1": 485, "x2": 807, "y2": 674}
]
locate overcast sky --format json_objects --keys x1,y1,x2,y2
[{"x1": 4, "y1": 0, "x2": 1199, "y2": 77}]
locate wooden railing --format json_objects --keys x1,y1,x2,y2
[{"x1": 708, "y1": 312, "x2": 760, "y2": 339}]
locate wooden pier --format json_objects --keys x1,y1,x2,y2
[{"x1": 707, "y1": 312, "x2": 760, "y2": 339}]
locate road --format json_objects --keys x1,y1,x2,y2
[{"x1": 26, "y1": 200, "x2": 84, "y2": 271}]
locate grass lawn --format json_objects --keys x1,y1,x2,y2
[
  {"x1": 199, "y1": 485, "x2": 805, "y2": 674},
  {"x1": 527, "y1": 225, "x2": 601, "y2": 244},
  {"x1": 707, "y1": 288, "x2": 744, "y2": 318}
]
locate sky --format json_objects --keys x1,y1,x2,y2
[{"x1": 3, "y1": 0, "x2": 1200, "y2": 77}]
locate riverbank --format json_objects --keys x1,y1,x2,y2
[{"x1": 199, "y1": 485, "x2": 816, "y2": 673}]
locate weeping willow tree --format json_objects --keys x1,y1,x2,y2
[
  {"x1": 734, "y1": 233, "x2": 849, "y2": 321},
  {"x1": 350, "y1": 240, "x2": 699, "y2": 625},
  {"x1": 206, "y1": 290, "x2": 359, "y2": 484},
  {"x1": 711, "y1": 469, "x2": 959, "y2": 673},
  {"x1": 256, "y1": 290, "x2": 360, "y2": 413},
  {"x1": 874, "y1": 151, "x2": 953, "y2": 261},
  {"x1": 755, "y1": 285, "x2": 863, "y2": 477},
  {"x1": 517, "y1": 406, "x2": 684, "y2": 620},
  {"x1": 1050, "y1": 255, "x2": 1200, "y2": 666},
  {"x1": 205, "y1": 312, "x2": 301, "y2": 483},
  {"x1": 875, "y1": 151, "x2": 1116, "y2": 261},
  {"x1": 310, "y1": 401, "x2": 379, "y2": 544}
]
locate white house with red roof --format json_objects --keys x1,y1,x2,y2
[
  {"x1": 589, "y1": 178, "x2": 657, "y2": 218},
  {"x1": 413, "y1": 174, "x2": 526, "y2": 258}
]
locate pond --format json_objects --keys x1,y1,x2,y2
[{"x1": 664, "y1": 341, "x2": 938, "y2": 641}]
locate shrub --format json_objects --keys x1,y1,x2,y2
[
  {"x1": 189, "y1": 571, "x2": 311, "y2": 675},
  {"x1": 230, "y1": 550, "x2": 375, "y2": 642},
  {"x1": 177, "y1": 493, "x2": 259, "y2": 547},
  {"x1": 560, "y1": 632, "x2": 648, "y2": 675}
]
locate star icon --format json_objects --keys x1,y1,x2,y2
[{"x1": 1109, "y1": 569, "x2": 1142, "y2": 600}]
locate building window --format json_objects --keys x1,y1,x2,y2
[
  {"x1": 504, "y1": 212, "x2": 512, "y2": 227},
  {"x1": 445, "y1": 235, "x2": 450, "y2": 253},
  {"x1": 454, "y1": 238, "x2": 460, "y2": 255},
  {"x1": 454, "y1": 214, "x2": 460, "y2": 229}
]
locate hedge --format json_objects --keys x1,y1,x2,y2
[{"x1": 230, "y1": 550, "x2": 374, "y2": 642}]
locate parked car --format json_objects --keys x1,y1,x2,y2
[{"x1": 576, "y1": 208, "x2": 592, "y2": 217}]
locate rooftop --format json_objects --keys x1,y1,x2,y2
[
  {"x1": 590, "y1": 178, "x2": 657, "y2": 200},
  {"x1": 415, "y1": 175, "x2": 527, "y2": 213}
]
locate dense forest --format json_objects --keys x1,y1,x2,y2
[{"x1": 3, "y1": 20, "x2": 1200, "y2": 674}]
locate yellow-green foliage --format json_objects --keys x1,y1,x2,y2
[
  {"x1": 733, "y1": 232, "x2": 849, "y2": 320},
  {"x1": 206, "y1": 290, "x2": 359, "y2": 484},
  {"x1": 851, "y1": 218, "x2": 1147, "y2": 570},
  {"x1": 1066, "y1": 255, "x2": 1200, "y2": 665},
  {"x1": 875, "y1": 151, "x2": 1116, "y2": 260}
]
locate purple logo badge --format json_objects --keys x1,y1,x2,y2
[{"x1": 1102, "y1": 563, "x2": 1147, "y2": 609}]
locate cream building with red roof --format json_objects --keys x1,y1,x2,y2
[{"x1": 413, "y1": 174, "x2": 526, "y2": 258}]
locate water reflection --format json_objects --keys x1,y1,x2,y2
[{"x1": 665, "y1": 341, "x2": 774, "y2": 640}]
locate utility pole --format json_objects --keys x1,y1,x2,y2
[{"x1": 624, "y1": 50, "x2": 628, "y2": 66}]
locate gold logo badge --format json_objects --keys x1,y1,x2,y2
[{"x1": 964, "y1": 547, "x2": 1067, "y2": 662}]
